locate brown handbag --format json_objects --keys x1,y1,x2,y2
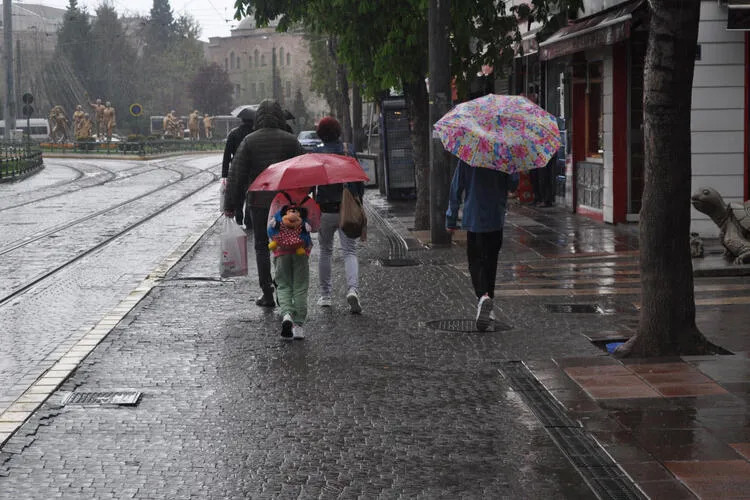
[{"x1": 338, "y1": 186, "x2": 367, "y2": 241}]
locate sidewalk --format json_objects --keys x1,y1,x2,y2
[{"x1": 0, "y1": 190, "x2": 748, "y2": 498}]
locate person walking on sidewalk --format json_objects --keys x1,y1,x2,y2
[
  {"x1": 312, "y1": 116, "x2": 365, "y2": 313},
  {"x1": 221, "y1": 112, "x2": 255, "y2": 227},
  {"x1": 267, "y1": 189, "x2": 321, "y2": 339},
  {"x1": 446, "y1": 159, "x2": 519, "y2": 331},
  {"x1": 224, "y1": 99, "x2": 305, "y2": 308}
]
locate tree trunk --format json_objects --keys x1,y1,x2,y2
[
  {"x1": 404, "y1": 78, "x2": 430, "y2": 230},
  {"x1": 351, "y1": 83, "x2": 365, "y2": 152},
  {"x1": 616, "y1": 0, "x2": 709, "y2": 358},
  {"x1": 336, "y1": 60, "x2": 352, "y2": 144}
]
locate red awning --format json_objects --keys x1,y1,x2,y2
[{"x1": 539, "y1": 0, "x2": 645, "y2": 61}]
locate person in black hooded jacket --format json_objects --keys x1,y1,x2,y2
[
  {"x1": 222, "y1": 113, "x2": 254, "y2": 226},
  {"x1": 224, "y1": 99, "x2": 305, "y2": 307}
]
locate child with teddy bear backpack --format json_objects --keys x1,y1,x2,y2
[{"x1": 267, "y1": 188, "x2": 321, "y2": 339}]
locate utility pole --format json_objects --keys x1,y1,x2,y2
[
  {"x1": 428, "y1": 0, "x2": 452, "y2": 246},
  {"x1": 3, "y1": 0, "x2": 16, "y2": 140}
]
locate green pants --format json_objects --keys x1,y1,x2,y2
[{"x1": 273, "y1": 253, "x2": 310, "y2": 324}]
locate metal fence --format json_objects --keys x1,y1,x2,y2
[
  {"x1": 41, "y1": 139, "x2": 225, "y2": 156},
  {"x1": 0, "y1": 142, "x2": 44, "y2": 181}
]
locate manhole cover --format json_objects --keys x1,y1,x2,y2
[
  {"x1": 62, "y1": 391, "x2": 141, "y2": 406},
  {"x1": 379, "y1": 258, "x2": 420, "y2": 267},
  {"x1": 426, "y1": 319, "x2": 512, "y2": 332},
  {"x1": 544, "y1": 304, "x2": 602, "y2": 314}
]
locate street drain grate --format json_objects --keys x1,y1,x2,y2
[
  {"x1": 545, "y1": 303, "x2": 603, "y2": 314},
  {"x1": 500, "y1": 362, "x2": 645, "y2": 500},
  {"x1": 379, "y1": 258, "x2": 420, "y2": 267},
  {"x1": 426, "y1": 319, "x2": 512, "y2": 333},
  {"x1": 62, "y1": 391, "x2": 141, "y2": 406}
]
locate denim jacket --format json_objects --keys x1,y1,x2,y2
[{"x1": 445, "y1": 160, "x2": 519, "y2": 233}]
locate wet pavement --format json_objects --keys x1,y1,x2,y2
[{"x1": 0, "y1": 159, "x2": 749, "y2": 498}]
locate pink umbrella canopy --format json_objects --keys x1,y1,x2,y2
[
  {"x1": 249, "y1": 153, "x2": 369, "y2": 191},
  {"x1": 433, "y1": 94, "x2": 562, "y2": 174}
]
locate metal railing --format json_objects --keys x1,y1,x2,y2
[
  {"x1": 0, "y1": 141, "x2": 44, "y2": 181},
  {"x1": 41, "y1": 139, "x2": 225, "y2": 156}
]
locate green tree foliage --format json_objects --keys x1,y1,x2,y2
[
  {"x1": 233, "y1": 0, "x2": 581, "y2": 228},
  {"x1": 145, "y1": 0, "x2": 175, "y2": 55},
  {"x1": 56, "y1": 0, "x2": 93, "y2": 87},
  {"x1": 305, "y1": 32, "x2": 337, "y2": 114},
  {"x1": 188, "y1": 63, "x2": 234, "y2": 114},
  {"x1": 138, "y1": 12, "x2": 206, "y2": 118},
  {"x1": 88, "y1": 5, "x2": 138, "y2": 125}
]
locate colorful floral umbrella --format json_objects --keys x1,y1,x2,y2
[{"x1": 433, "y1": 94, "x2": 562, "y2": 174}]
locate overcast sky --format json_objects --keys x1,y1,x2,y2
[{"x1": 28, "y1": 0, "x2": 241, "y2": 41}]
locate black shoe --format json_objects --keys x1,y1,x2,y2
[{"x1": 255, "y1": 293, "x2": 275, "y2": 307}]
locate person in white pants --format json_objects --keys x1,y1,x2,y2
[{"x1": 313, "y1": 116, "x2": 364, "y2": 313}]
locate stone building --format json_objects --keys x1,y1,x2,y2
[{"x1": 206, "y1": 17, "x2": 328, "y2": 130}]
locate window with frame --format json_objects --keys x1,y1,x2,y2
[
  {"x1": 254, "y1": 49, "x2": 259, "y2": 67},
  {"x1": 585, "y1": 61, "x2": 603, "y2": 158},
  {"x1": 286, "y1": 53, "x2": 291, "y2": 65}
]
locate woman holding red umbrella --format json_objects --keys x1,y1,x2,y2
[{"x1": 312, "y1": 117, "x2": 365, "y2": 313}]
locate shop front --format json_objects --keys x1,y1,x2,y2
[{"x1": 539, "y1": 0, "x2": 647, "y2": 224}]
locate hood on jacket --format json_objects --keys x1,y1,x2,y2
[{"x1": 254, "y1": 99, "x2": 286, "y2": 130}]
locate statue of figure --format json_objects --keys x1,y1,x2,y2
[
  {"x1": 692, "y1": 187, "x2": 750, "y2": 264},
  {"x1": 203, "y1": 115, "x2": 214, "y2": 139},
  {"x1": 176, "y1": 119, "x2": 185, "y2": 139},
  {"x1": 103, "y1": 101, "x2": 116, "y2": 141},
  {"x1": 88, "y1": 98, "x2": 106, "y2": 139},
  {"x1": 188, "y1": 110, "x2": 200, "y2": 140},
  {"x1": 48, "y1": 105, "x2": 70, "y2": 143},
  {"x1": 76, "y1": 113, "x2": 93, "y2": 140},
  {"x1": 163, "y1": 110, "x2": 179, "y2": 138},
  {"x1": 72, "y1": 105, "x2": 85, "y2": 139}
]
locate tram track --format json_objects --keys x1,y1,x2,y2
[
  {"x1": 0, "y1": 162, "x2": 221, "y2": 307},
  {"x1": 0, "y1": 163, "x2": 190, "y2": 256},
  {"x1": 0, "y1": 158, "x2": 183, "y2": 212}
]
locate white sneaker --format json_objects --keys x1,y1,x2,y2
[
  {"x1": 346, "y1": 289, "x2": 362, "y2": 314},
  {"x1": 476, "y1": 295, "x2": 493, "y2": 332},
  {"x1": 317, "y1": 296, "x2": 332, "y2": 307},
  {"x1": 281, "y1": 314, "x2": 293, "y2": 339},
  {"x1": 292, "y1": 324, "x2": 305, "y2": 340}
]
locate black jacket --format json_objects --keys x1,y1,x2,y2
[
  {"x1": 221, "y1": 122, "x2": 254, "y2": 177},
  {"x1": 225, "y1": 100, "x2": 304, "y2": 210}
]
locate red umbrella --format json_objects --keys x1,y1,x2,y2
[{"x1": 249, "y1": 153, "x2": 369, "y2": 191}]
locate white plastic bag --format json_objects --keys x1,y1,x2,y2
[
  {"x1": 219, "y1": 178, "x2": 227, "y2": 212},
  {"x1": 219, "y1": 216, "x2": 248, "y2": 278}
]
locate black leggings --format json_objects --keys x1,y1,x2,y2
[{"x1": 466, "y1": 230, "x2": 504, "y2": 299}]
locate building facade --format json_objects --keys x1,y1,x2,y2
[
  {"x1": 512, "y1": 0, "x2": 749, "y2": 237},
  {"x1": 205, "y1": 18, "x2": 328, "y2": 129}
]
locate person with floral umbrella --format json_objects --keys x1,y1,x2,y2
[{"x1": 439, "y1": 94, "x2": 560, "y2": 331}]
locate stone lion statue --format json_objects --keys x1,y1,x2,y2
[{"x1": 691, "y1": 187, "x2": 750, "y2": 264}]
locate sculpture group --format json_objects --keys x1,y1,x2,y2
[
  {"x1": 162, "y1": 109, "x2": 214, "y2": 140},
  {"x1": 47, "y1": 98, "x2": 116, "y2": 142},
  {"x1": 45, "y1": 101, "x2": 216, "y2": 142}
]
